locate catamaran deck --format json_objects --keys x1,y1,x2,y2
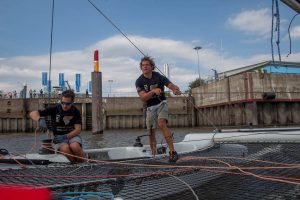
[{"x1": 1, "y1": 143, "x2": 299, "y2": 200}]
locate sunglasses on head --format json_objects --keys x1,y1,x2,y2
[{"x1": 61, "y1": 101, "x2": 73, "y2": 106}]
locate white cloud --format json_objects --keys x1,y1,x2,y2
[
  {"x1": 0, "y1": 34, "x2": 300, "y2": 95},
  {"x1": 290, "y1": 26, "x2": 300, "y2": 39},
  {"x1": 227, "y1": 8, "x2": 271, "y2": 36}
]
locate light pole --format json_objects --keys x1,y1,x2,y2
[
  {"x1": 108, "y1": 80, "x2": 113, "y2": 97},
  {"x1": 194, "y1": 46, "x2": 202, "y2": 84}
]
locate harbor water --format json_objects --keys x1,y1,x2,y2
[{"x1": 0, "y1": 128, "x2": 212, "y2": 154}]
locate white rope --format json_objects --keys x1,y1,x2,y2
[{"x1": 168, "y1": 173, "x2": 199, "y2": 200}]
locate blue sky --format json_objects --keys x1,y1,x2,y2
[{"x1": 0, "y1": 0, "x2": 300, "y2": 96}]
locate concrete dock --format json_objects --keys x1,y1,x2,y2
[{"x1": 0, "y1": 96, "x2": 191, "y2": 132}]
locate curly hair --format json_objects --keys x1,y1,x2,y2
[
  {"x1": 62, "y1": 90, "x2": 75, "y2": 101},
  {"x1": 139, "y1": 56, "x2": 156, "y2": 70}
]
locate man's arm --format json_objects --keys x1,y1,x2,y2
[
  {"x1": 138, "y1": 88, "x2": 161, "y2": 102},
  {"x1": 167, "y1": 82, "x2": 181, "y2": 95},
  {"x1": 29, "y1": 111, "x2": 41, "y2": 121},
  {"x1": 67, "y1": 124, "x2": 81, "y2": 139},
  {"x1": 29, "y1": 110, "x2": 48, "y2": 132}
]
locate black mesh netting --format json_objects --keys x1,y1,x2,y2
[{"x1": 0, "y1": 143, "x2": 299, "y2": 200}]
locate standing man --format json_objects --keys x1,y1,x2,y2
[
  {"x1": 29, "y1": 89, "x2": 33, "y2": 98},
  {"x1": 135, "y1": 56, "x2": 182, "y2": 163},
  {"x1": 29, "y1": 90, "x2": 84, "y2": 163},
  {"x1": 85, "y1": 89, "x2": 89, "y2": 98},
  {"x1": 40, "y1": 89, "x2": 43, "y2": 97}
]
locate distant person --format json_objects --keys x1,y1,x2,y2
[
  {"x1": 29, "y1": 90, "x2": 84, "y2": 163},
  {"x1": 135, "y1": 56, "x2": 182, "y2": 163},
  {"x1": 13, "y1": 90, "x2": 17, "y2": 98},
  {"x1": 29, "y1": 89, "x2": 33, "y2": 98},
  {"x1": 85, "y1": 89, "x2": 89, "y2": 98},
  {"x1": 40, "y1": 89, "x2": 43, "y2": 97}
]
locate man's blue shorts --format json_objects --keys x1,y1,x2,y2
[{"x1": 53, "y1": 135, "x2": 82, "y2": 149}]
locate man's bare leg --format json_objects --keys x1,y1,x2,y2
[
  {"x1": 59, "y1": 144, "x2": 75, "y2": 162},
  {"x1": 158, "y1": 119, "x2": 175, "y2": 152},
  {"x1": 149, "y1": 128, "x2": 157, "y2": 157},
  {"x1": 158, "y1": 119, "x2": 178, "y2": 163},
  {"x1": 70, "y1": 142, "x2": 85, "y2": 163}
]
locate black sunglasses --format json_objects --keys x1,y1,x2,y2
[{"x1": 61, "y1": 101, "x2": 73, "y2": 106}]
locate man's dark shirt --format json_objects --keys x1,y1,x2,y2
[
  {"x1": 39, "y1": 104, "x2": 81, "y2": 135},
  {"x1": 135, "y1": 71, "x2": 170, "y2": 107}
]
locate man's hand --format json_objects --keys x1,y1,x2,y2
[
  {"x1": 166, "y1": 83, "x2": 182, "y2": 96},
  {"x1": 38, "y1": 118, "x2": 48, "y2": 133},
  {"x1": 152, "y1": 88, "x2": 161, "y2": 95},
  {"x1": 172, "y1": 88, "x2": 182, "y2": 95}
]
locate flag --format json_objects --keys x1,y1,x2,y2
[
  {"x1": 75, "y1": 74, "x2": 81, "y2": 92},
  {"x1": 42, "y1": 72, "x2": 48, "y2": 86},
  {"x1": 59, "y1": 73, "x2": 65, "y2": 91}
]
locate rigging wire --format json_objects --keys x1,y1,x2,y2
[
  {"x1": 87, "y1": 0, "x2": 146, "y2": 57},
  {"x1": 271, "y1": 0, "x2": 275, "y2": 63},
  {"x1": 271, "y1": 0, "x2": 282, "y2": 63},
  {"x1": 8, "y1": 145, "x2": 300, "y2": 186},
  {"x1": 86, "y1": 0, "x2": 173, "y2": 77},
  {"x1": 86, "y1": 0, "x2": 219, "y2": 130},
  {"x1": 14, "y1": 127, "x2": 298, "y2": 172},
  {"x1": 287, "y1": 13, "x2": 299, "y2": 57},
  {"x1": 48, "y1": 0, "x2": 55, "y2": 103},
  {"x1": 275, "y1": 0, "x2": 282, "y2": 62},
  {"x1": 41, "y1": 142, "x2": 300, "y2": 170},
  {"x1": 7, "y1": 132, "x2": 300, "y2": 187}
]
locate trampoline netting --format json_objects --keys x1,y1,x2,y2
[{"x1": 0, "y1": 143, "x2": 299, "y2": 200}]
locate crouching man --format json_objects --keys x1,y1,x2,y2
[{"x1": 30, "y1": 90, "x2": 84, "y2": 163}]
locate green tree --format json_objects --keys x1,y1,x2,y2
[
  {"x1": 186, "y1": 78, "x2": 205, "y2": 94},
  {"x1": 164, "y1": 91, "x2": 171, "y2": 97}
]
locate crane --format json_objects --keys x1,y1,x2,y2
[{"x1": 65, "y1": 81, "x2": 71, "y2": 90}]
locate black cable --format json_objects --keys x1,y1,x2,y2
[
  {"x1": 48, "y1": 0, "x2": 55, "y2": 104},
  {"x1": 86, "y1": 0, "x2": 219, "y2": 130},
  {"x1": 86, "y1": 0, "x2": 168, "y2": 76},
  {"x1": 271, "y1": 0, "x2": 275, "y2": 63},
  {"x1": 287, "y1": 13, "x2": 299, "y2": 57},
  {"x1": 275, "y1": 0, "x2": 281, "y2": 62},
  {"x1": 87, "y1": 0, "x2": 145, "y2": 57}
]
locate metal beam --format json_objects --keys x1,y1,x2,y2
[{"x1": 281, "y1": 0, "x2": 300, "y2": 13}]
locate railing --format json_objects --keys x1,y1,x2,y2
[{"x1": 0, "y1": 92, "x2": 141, "y2": 99}]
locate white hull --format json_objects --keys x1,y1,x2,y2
[
  {"x1": 85, "y1": 134, "x2": 214, "y2": 161},
  {"x1": 84, "y1": 129, "x2": 300, "y2": 161},
  {"x1": 214, "y1": 130, "x2": 300, "y2": 143},
  {"x1": 1, "y1": 128, "x2": 300, "y2": 169}
]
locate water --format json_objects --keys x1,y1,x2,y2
[{"x1": 0, "y1": 128, "x2": 213, "y2": 154}]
